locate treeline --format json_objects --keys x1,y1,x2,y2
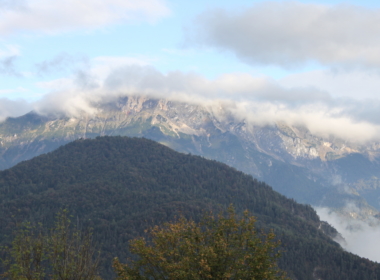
[{"x1": 0, "y1": 136, "x2": 379, "y2": 279}]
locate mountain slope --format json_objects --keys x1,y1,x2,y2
[
  {"x1": 0, "y1": 136, "x2": 379, "y2": 279},
  {"x1": 0, "y1": 96, "x2": 379, "y2": 216}
]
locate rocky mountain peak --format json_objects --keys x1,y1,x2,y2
[{"x1": 1, "y1": 95, "x2": 380, "y2": 219}]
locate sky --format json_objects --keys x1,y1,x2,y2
[{"x1": 2, "y1": 0, "x2": 380, "y2": 142}]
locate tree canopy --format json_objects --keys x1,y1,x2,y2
[
  {"x1": 1, "y1": 210, "x2": 101, "y2": 280},
  {"x1": 113, "y1": 206, "x2": 288, "y2": 280}
]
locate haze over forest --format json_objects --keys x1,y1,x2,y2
[{"x1": 1, "y1": 0, "x2": 380, "y2": 265}]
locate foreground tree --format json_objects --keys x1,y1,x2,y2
[
  {"x1": 1, "y1": 210, "x2": 101, "y2": 280},
  {"x1": 113, "y1": 206, "x2": 288, "y2": 280}
]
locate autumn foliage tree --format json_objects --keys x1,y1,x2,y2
[{"x1": 113, "y1": 206, "x2": 289, "y2": 280}]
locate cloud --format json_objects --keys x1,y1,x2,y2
[
  {"x1": 29, "y1": 60, "x2": 380, "y2": 143},
  {"x1": 0, "y1": 0, "x2": 27, "y2": 11},
  {"x1": 280, "y1": 69, "x2": 380, "y2": 99},
  {"x1": 0, "y1": 45, "x2": 21, "y2": 76},
  {"x1": 188, "y1": 2, "x2": 380, "y2": 70},
  {"x1": 0, "y1": 97, "x2": 31, "y2": 121},
  {"x1": 35, "y1": 56, "x2": 151, "y2": 91},
  {"x1": 0, "y1": 56, "x2": 21, "y2": 76},
  {"x1": 280, "y1": 69, "x2": 380, "y2": 126},
  {"x1": 0, "y1": 0, "x2": 170, "y2": 35},
  {"x1": 35, "y1": 53, "x2": 88, "y2": 76},
  {"x1": 0, "y1": 44, "x2": 19, "y2": 57},
  {"x1": 317, "y1": 205, "x2": 380, "y2": 262},
  {"x1": 0, "y1": 87, "x2": 27, "y2": 95}
]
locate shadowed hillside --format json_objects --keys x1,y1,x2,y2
[{"x1": 0, "y1": 136, "x2": 379, "y2": 279}]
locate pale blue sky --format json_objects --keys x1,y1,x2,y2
[
  {"x1": 2, "y1": 0, "x2": 380, "y2": 142},
  {"x1": 0, "y1": 0, "x2": 377, "y2": 98}
]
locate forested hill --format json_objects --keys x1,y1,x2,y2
[{"x1": 0, "y1": 136, "x2": 379, "y2": 279}]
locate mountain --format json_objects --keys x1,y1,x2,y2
[
  {"x1": 1, "y1": 136, "x2": 380, "y2": 280},
  {"x1": 0, "y1": 96, "x2": 379, "y2": 217}
]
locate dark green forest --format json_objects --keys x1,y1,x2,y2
[{"x1": 0, "y1": 136, "x2": 379, "y2": 279}]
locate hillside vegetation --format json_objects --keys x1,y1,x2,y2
[{"x1": 0, "y1": 136, "x2": 379, "y2": 279}]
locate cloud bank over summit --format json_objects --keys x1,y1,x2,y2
[
  {"x1": 0, "y1": 97, "x2": 31, "y2": 120},
  {"x1": 26, "y1": 61, "x2": 380, "y2": 143}
]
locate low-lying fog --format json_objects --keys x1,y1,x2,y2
[{"x1": 317, "y1": 205, "x2": 380, "y2": 262}]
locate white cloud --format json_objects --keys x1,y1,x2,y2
[
  {"x1": 29, "y1": 61, "x2": 380, "y2": 143},
  {"x1": 0, "y1": 0, "x2": 27, "y2": 12},
  {"x1": 279, "y1": 69, "x2": 380, "y2": 126},
  {"x1": 0, "y1": 86, "x2": 27, "y2": 95},
  {"x1": 0, "y1": 44, "x2": 20, "y2": 58},
  {"x1": 317, "y1": 206, "x2": 380, "y2": 262},
  {"x1": 0, "y1": 0, "x2": 170, "y2": 35},
  {"x1": 91, "y1": 56, "x2": 152, "y2": 80},
  {"x1": 0, "y1": 56, "x2": 21, "y2": 76},
  {"x1": 280, "y1": 69, "x2": 380, "y2": 99},
  {"x1": 35, "y1": 52, "x2": 88, "y2": 76},
  {"x1": 0, "y1": 44, "x2": 22, "y2": 76},
  {"x1": 0, "y1": 97, "x2": 31, "y2": 121},
  {"x1": 188, "y1": 2, "x2": 380, "y2": 70},
  {"x1": 36, "y1": 77, "x2": 74, "y2": 91},
  {"x1": 36, "y1": 56, "x2": 152, "y2": 91}
]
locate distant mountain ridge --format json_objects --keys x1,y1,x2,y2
[
  {"x1": 1, "y1": 136, "x2": 380, "y2": 279},
  {"x1": 1, "y1": 96, "x2": 380, "y2": 216}
]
